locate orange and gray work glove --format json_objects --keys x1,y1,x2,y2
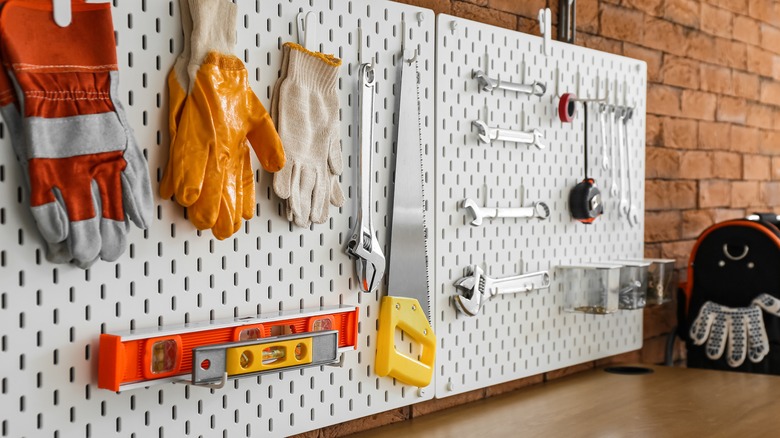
[
  {"x1": 159, "y1": 0, "x2": 255, "y2": 240},
  {"x1": 272, "y1": 43, "x2": 344, "y2": 228},
  {"x1": 0, "y1": 1, "x2": 72, "y2": 264},
  {"x1": 0, "y1": 0, "x2": 153, "y2": 268},
  {"x1": 160, "y1": 0, "x2": 283, "y2": 237}
]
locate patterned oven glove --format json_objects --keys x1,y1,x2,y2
[
  {"x1": 0, "y1": 0, "x2": 153, "y2": 268},
  {"x1": 160, "y1": 0, "x2": 284, "y2": 239},
  {"x1": 271, "y1": 42, "x2": 344, "y2": 228},
  {"x1": 690, "y1": 300, "x2": 769, "y2": 367}
]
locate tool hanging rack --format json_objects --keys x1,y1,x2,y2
[{"x1": 0, "y1": 2, "x2": 646, "y2": 436}]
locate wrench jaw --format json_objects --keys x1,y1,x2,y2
[
  {"x1": 534, "y1": 202, "x2": 551, "y2": 220},
  {"x1": 346, "y1": 226, "x2": 386, "y2": 293},
  {"x1": 471, "y1": 120, "x2": 493, "y2": 144},
  {"x1": 452, "y1": 266, "x2": 485, "y2": 317},
  {"x1": 472, "y1": 69, "x2": 496, "y2": 92},
  {"x1": 461, "y1": 198, "x2": 483, "y2": 226},
  {"x1": 531, "y1": 129, "x2": 546, "y2": 150}
]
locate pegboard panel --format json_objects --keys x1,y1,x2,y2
[
  {"x1": 0, "y1": 1, "x2": 436, "y2": 436},
  {"x1": 434, "y1": 15, "x2": 647, "y2": 398}
]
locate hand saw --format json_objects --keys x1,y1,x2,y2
[{"x1": 374, "y1": 49, "x2": 435, "y2": 388}]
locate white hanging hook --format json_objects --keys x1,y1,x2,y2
[
  {"x1": 296, "y1": 11, "x2": 316, "y2": 51},
  {"x1": 538, "y1": 8, "x2": 551, "y2": 56},
  {"x1": 53, "y1": 0, "x2": 111, "y2": 28},
  {"x1": 402, "y1": 19, "x2": 418, "y2": 64}
]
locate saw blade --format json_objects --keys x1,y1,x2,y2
[{"x1": 387, "y1": 55, "x2": 431, "y2": 322}]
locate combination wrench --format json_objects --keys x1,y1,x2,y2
[
  {"x1": 599, "y1": 103, "x2": 609, "y2": 171},
  {"x1": 622, "y1": 108, "x2": 639, "y2": 226},
  {"x1": 346, "y1": 63, "x2": 385, "y2": 293},
  {"x1": 461, "y1": 198, "x2": 550, "y2": 226},
  {"x1": 616, "y1": 107, "x2": 629, "y2": 218},
  {"x1": 608, "y1": 106, "x2": 619, "y2": 199}
]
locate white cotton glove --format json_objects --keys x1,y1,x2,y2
[
  {"x1": 271, "y1": 42, "x2": 344, "y2": 228},
  {"x1": 690, "y1": 301, "x2": 769, "y2": 367}
]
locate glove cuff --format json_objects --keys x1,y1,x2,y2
[
  {"x1": 188, "y1": 0, "x2": 237, "y2": 69},
  {"x1": 283, "y1": 42, "x2": 341, "y2": 92}
]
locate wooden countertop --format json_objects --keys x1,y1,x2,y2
[{"x1": 349, "y1": 365, "x2": 780, "y2": 437}]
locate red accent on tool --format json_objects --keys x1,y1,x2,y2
[{"x1": 559, "y1": 93, "x2": 576, "y2": 122}]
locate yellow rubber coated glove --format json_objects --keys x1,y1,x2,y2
[{"x1": 161, "y1": 0, "x2": 284, "y2": 237}]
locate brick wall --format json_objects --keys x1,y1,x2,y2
[{"x1": 296, "y1": 1, "x2": 779, "y2": 435}]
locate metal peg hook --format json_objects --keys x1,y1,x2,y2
[
  {"x1": 402, "y1": 19, "x2": 419, "y2": 64},
  {"x1": 297, "y1": 11, "x2": 316, "y2": 51}
]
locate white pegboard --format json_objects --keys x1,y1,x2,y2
[
  {"x1": 433, "y1": 15, "x2": 647, "y2": 398},
  {"x1": 0, "y1": 1, "x2": 436, "y2": 436}
]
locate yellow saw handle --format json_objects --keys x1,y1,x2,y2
[{"x1": 375, "y1": 296, "x2": 435, "y2": 387}]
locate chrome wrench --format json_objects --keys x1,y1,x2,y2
[
  {"x1": 616, "y1": 107, "x2": 629, "y2": 219},
  {"x1": 461, "y1": 198, "x2": 550, "y2": 226},
  {"x1": 599, "y1": 103, "x2": 609, "y2": 171},
  {"x1": 622, "y1": 108, "x2": 639, "y2": 226},
  {"x1": 347, "y1": 63, "x2": 385, "y2": 293},
  {"x1": 608, "y1": 105, "x2": 619, "y2": 199},
  {"x1": 453, "y1": 266, "x2": 551, "y2": 316}
]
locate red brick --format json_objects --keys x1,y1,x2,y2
[
  {"x1": 646, "y1": 180, "x2": 697, "y2": 210},
  {"x1": 647, "y1": 115, "x2": 663, "y2": 145},
  {"x1": 730, "y1": 125, "x2": 761, "y2": 154},
  {"x1": 732, "y1": 71, "x2": 760, "y2": 100},
  {"x1": 646, "y1": 146, "x2": 681, "y2": 178},
  {"x1": 762, "y1": 24, "x2": 780, "y2": 54},
  {"x1": 700, "y1": 180, "x2": 732, "y2": 207},
  {"x1": 484, "y1": 374, "x2": 544, "y2": 397},
  {"x1": 452, "y1": 2, "x2": 517, "y2": 30},
  {"x1": 772, "y1": 157, "x2": 780, "y2": 179},
  {"x1": 643, "y1": 300, "x2": 678, "y2": 338},
  {"x1": 545, "y1": 362, "x2": 595, "y2": 381},
  {"x1": 700, "y1": 64, "x2": 732, "y2": 94},
  {"x1": 518, "y1": 16, "x2": 538, "y2": 34},
  {"x1": 665, "y1": 0, "x2": 700, "y2": 29},
  {"x1": 733, "y1": 15, "x2": 761, "y2": 45},
  {"x1": 643, "y1": 16, "x2": 689, "y2": 56},
  {"x1": 624, "y1": 43, "x2": 662, "y2": 83},
  {"x1": 623, "y1": 0, "x2": 663, "y2": 16},
  {"x1": 681, "y1": 90, "x2": 717, "y2": 121},
  {"x1": 731, "y1": 180, "x2": 762, "y2": 207},
  {"x1": 714, "y1": 38, "x2": 747, "y2": 70},
  {"x1": 711, "y1": 207, "x2": 747, "y2": 223},
  {"x1": 698, "y1": 121, "x2": 731, "y2": 150},
  {"x1": 595, "y1": 350, "x2": 643, "y2": 367},
  {"x1": 747, "y1": 45, "x2": 775, "y2": 78},
  {"x1": 660, "y1": 55, "x2": 700, "y2": 89},
  {"x1": 686, "y1": 32, "x2": 716, "y2": 63},
  {"x1": 682, "y1": 209, "x2": 715, "y2": 239},
  {"x1": 760, "y1": 79, "x2": 780, "y2": 106},
  {"x1": 394, "y1": 0, "x2": 452, "y2": 14},
  {"x1": 711, "y1": 151, "x2": 742, "y2": 179},
  {"x1": 749, "y1": 0, "x2": 779, "y2": 25},
  {"x1": 761, "y1": 181, "x2": 780, "y2": 206},
  {"x1": 679, "y1": 150, "x2": 713, "y2": 179},
  {"x1": 700, "y1": 4, "x2": 732, "y2": 38},
  {"x1": 661, "y1": 117, "x2": 698, "y2": 149},
  {"x1": 763, "y1": 130, "x2": 780, "y2": 155},
  {"x1": 744, "y1": 154, "x2": 772, "y2": 180},
  {"x1": 748, "y1": 104, "x2": 776, "y2": 130},
  {"x1": 660, "y1": 239, "x2": 696, "y2": 269},
  {"x1": 715, "y1": 96, "x2": 747, "y2": 124},
  {"x1": 576, "y1": 0, "x2": 599, "y2": 34},
  {"x1": 648, "y1": 85, "x2": 682, "y2": 117},
  {"x1": 714, "y1": 0, "x2": 749, "y2": 14},
  {"x1": 600, "y1": 4, "x2": 644, "y2": 44},
  {"x1": 486, "y1": 0, "x2": 544, "y2": 17},
  {"x1": 579, "y1": 33, "x2": 622, "y2": 55},
  {"x1": 646, "y1": 210, "x2": 682, "y2": 242},
  {"x1": 412, "y1": 388, "x2": 483, "y2": 417},
  {"x1": 644, "y1": 243, "x2": 663, "y2": 258}
]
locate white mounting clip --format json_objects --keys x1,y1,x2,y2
[
  {"x1": 53, "y1": 0, "x2": 112, "y2": 28},
  {"x1": 296, "y1": 11, "x2": 316, "y2": 51},
  {"x1": 538, "y1": 8, "x2": 552, "y2": 56}
]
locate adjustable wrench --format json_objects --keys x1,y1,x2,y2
[
  {"x1": 347, "y1": 64, "x2": 385, "y2": 293},
  {"x1": 472, "y1": 120, "x2": 545, "y2": 149},
  {"x1": 461, "y1": 198, "x2": 550, "y2": 226},
  {"x1": 622, "y1": 108, "x2": 639, "y2": 226},
  {"x1": 616, "y1": 107, "x2": 629, "y2": 218},
  {"x1": 453, "y1": 266, "x2": 551, "y2": 316}
]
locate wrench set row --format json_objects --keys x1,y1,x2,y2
[{"x1": 597, "y1": 103, "x2": 639, "y2": 227}]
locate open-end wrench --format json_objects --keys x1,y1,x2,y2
[
  {"x1": 472, "y1": 69, "x2": 547, "y2": 96},
  {"x1": 453, "y1": 266, "x2": 551, "y2": 316},
  {"x1": 608, "y1": 106, "x2": 619, "y2": 199},
  {"x1": 622, "y1": 108, "x2": 639, "y2": 226},
  {"x1": 616, "y1": 107, "x2": 629, "y2": 218},
  {"x1": 461, "y1": 198, "x2": 550, "y2": 226},
  {"x1": 598, "y1": 103, "x2": 609, "y2": 171},
  {"x1": 472, "y1": 120, "x2": 545, "y2": 149},
  {"x1": 346, "y1": 63, "x2": 385, "y2": 293}
]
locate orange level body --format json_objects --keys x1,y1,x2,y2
[{"x1": 98, "y1": 305, "x2": 358, "y2": 391}]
